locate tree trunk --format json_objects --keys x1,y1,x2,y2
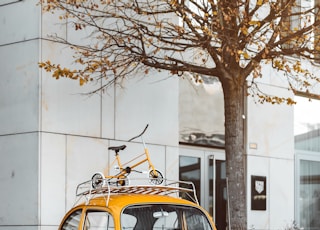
[{"x1": 222, "y1": 79, "x2": 247, "y2": 230}]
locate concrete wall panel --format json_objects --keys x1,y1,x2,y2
[
  {"x1": 0, "y1": 133, "x2": 38, "y2": 225},
  {"x1": 269, "y1": 158, "x2": 295, "y2": 229},
  {"x1": 0, "y1": 41, "x2": 39, "y2": 135},
  {"x1": 247, "y1": 84, "x2": 294, "y2": 160},
  {"x1": 115, "y1": 74, "x2": 179, "y2": 146},
  {"x1": 40, "y1": 41, "x2": 103, "y2": 137},
  {"x1": 40, "y1": 133, "x2": 66, "y2": 226},
  {"x1": 0, "y1": 0, "x2": 40, "y2": 45}
]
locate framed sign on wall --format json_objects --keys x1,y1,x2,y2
[{"x1": 251, "y1": 175, "x2": 267, "y2": 211}]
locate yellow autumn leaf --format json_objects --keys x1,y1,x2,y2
[
  {"x1": 79, "y1": 78, "x2": 86, "y2": 86},
  {"x1": 248, "y1": 21, "x2": 261, "y2": 27},
  {"x1": 243, "y1": 52, "x2": 250, "y2": 59},
  {"x1": 257, "y1": 0, "x2": 263, "y2": 6},
  {"x1": 241, "y1": 26, "x2": 248, "y2": 35}
]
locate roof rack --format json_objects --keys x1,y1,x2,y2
[{"x1": 75, "y1": 177, "x2": 199, "y2": 205}]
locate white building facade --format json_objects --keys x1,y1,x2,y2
[{"x1": 0, "y1": 1, "x2": 319, "y2": 230}]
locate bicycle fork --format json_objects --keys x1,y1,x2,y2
[
  {"x1": 145, "y1": 147, "x2": 158, "y2": 176},
  {"x1": 141, "y1": 135, "x2": 158, "y2": 177}
]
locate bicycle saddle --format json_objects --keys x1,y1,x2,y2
[{"x1": 108, "y1": 145, "x2": 126, "y2": 152}]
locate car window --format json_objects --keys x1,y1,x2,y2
[
  {"x1": 84, "y1": 210, "x2": 115, "y2": 230},
  {"x1": 121, "y1": 214, "x2": 137, "y2": 230},
  {"x1": 61, "y1": 209, "x2": 82, "y2": 230},
  {"x1": 121, "y1": 204, "x2": 213, "y2": 230}
]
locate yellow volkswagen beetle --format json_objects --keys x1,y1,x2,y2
[{"x1": 59, "y1": 179, "x2": 217, "y2": 230}]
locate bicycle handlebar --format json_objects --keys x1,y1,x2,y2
[{"x1": 128, "y1": 124, "x2": 149, "y2": 142}]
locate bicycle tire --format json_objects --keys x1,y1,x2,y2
[
  {"x1": 149, "y1": 169, "x2": 164, "y2": 185},
  {"x1": 91, "y1": 172, "x2": 105, "y2": 189}
]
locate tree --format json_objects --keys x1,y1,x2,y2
[{"x1": 39, "y1": 0, "x2": 320, "y2": 229}]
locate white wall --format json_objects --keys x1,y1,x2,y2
[
  {"x1": 246, "y1": 64, "x2": 295, "y2": 229},
  {"x1": 0, "y1": 1, "x2": 41, "y2": 229},
  {"x1": 38, "y1": 1, "x2": 180, "y2": 228},
  {"x1": 0, "y1": 0, "x2": 180, "y2": 229}
]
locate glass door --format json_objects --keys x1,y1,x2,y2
[
  {"x1": 296, "y1": 153, "x2": 320, "y2": 230},
  {"x1": 215, "y1": 160, "x2": 227, "y2": 230},
  {"x1": 179, "y1": 150, "x2": 226, "y2": 229},
  {"x1": 179, "y1": 155, "x2": 201, "y2": 203}
]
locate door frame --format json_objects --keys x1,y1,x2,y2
[{"x1": 179, "y1": 147, "x2": 225, "y2": 222}]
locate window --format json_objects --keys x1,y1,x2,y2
[
  {"x1": 294, "y1": 96, "x2": 320, "y2": 152},
  {"x1": 280, "y1": 0, "x2": 318, "y2": 52},
  {"x1": 179, "y1": 76, "x2": 225, "y2": 148},
  {"x1": 295, "y1": 95, "x2": 320, "y2": 229},
  {"x1": 84, "y1": 210, "x2": 115, "y2": 230},
  {"x1": 61, "y1": 209, "x2": 82, "y2": 230},
  {"x1": 122, "y1": 204, "x2": 213, "y2": 230},
  {"x1": 179, "y1": 155, "x2": 201, "y2": 202},
  {"x1": 299, "y1": 160, "x2": 320, "y2": 229}
]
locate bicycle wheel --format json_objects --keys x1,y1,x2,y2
[
  {"x1": 149, "y1": 169, "x2": 164, "y2": 185},
  {"x1": 117, "y1": 175, "x2": 130, "y2": 186},
  {"x1": 91, "y1": 172, "x2": 105, "y2": 189}
]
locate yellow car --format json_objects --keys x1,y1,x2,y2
[{"x1": 59, "y1": 178, "x2": 217, "y2": 230}]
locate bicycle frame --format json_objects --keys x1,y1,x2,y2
[{"x1": 93, "y1": 125, "x2": 162, "y2": 187}]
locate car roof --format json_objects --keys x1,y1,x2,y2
[{"x1": 84, "y1": 193, "x2": 197, "y2": 209}]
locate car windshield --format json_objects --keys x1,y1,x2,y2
[{"x1": 121, "y1": 204, "x2": 213, "y2": 230}]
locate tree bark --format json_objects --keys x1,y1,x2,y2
[{"x1": 222, "y1": 79, "x2": 247, "y2": 230}]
